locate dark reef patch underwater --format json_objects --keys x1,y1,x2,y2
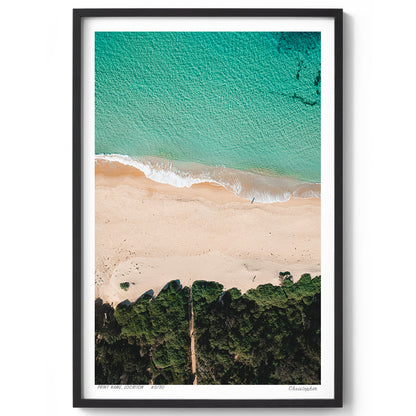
[{"x1": 95, "y1": 31, "x2": 321, "y2": 184}]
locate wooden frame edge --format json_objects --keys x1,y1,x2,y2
[{"x1": 73, "y1": 8, "x2": 343, "y2": 408}]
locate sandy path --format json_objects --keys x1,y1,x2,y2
[{"x1": 189, "y1": 288, "x2": 197, "y2": 385}]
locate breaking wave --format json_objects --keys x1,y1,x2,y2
[{"x1": 96, "y1": 154, "x2": 320, "y2": 203}]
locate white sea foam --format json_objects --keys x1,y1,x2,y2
[{"x1": 95, "y1": 154, "x2": 320, "y2": 203}]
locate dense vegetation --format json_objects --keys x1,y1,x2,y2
[
  {"x1": 95, "y1": 280, "x2": 192, "y2": 384},
  {"x1": 95, "y1": 274, "x2": 320, "y2": 385},
  {"x1": 193, "y1": 274, "x2": 321, "y2": 384}
]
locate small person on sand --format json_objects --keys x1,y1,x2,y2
[
  {"x1": 253, "y1": 275, "x2": 256, "y2": 282},
  {"x1": 251, "y1": 197, "x2": 255, "y2": 204}
]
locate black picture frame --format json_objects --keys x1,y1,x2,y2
[{"x1": 73, "y1": 8, "x2": 343, "y2": 408}]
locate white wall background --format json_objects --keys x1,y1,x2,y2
[{"x1": 1, "y1": 0, "x2": 415, "y2": 414}]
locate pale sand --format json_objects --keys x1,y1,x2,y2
[{"x1": 95, "y1": 160, "x2": 321, "y2": 306}]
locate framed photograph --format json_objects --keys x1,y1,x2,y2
[{"x1": 73, "y1": 8, "x2": 343, "y2": 407}]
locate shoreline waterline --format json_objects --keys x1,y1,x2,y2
[{"x1": 95, "y1": 154, "x2": 321, "y2": 203}]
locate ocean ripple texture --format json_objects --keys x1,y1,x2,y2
[{"x1": 95, "y1": 32, "x2": 321, "y2": 183}]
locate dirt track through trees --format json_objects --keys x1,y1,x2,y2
[{"x1": 189, "y1": 288, "x2": 197, "y2": 385}]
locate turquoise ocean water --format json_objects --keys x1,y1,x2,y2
[{"x1": 95, "y1": 32, "x2": 321, "y2": 202}]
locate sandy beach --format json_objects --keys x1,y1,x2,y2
[{"x1": 95, "y1": 160, "x2": 321, "y2": 306}]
